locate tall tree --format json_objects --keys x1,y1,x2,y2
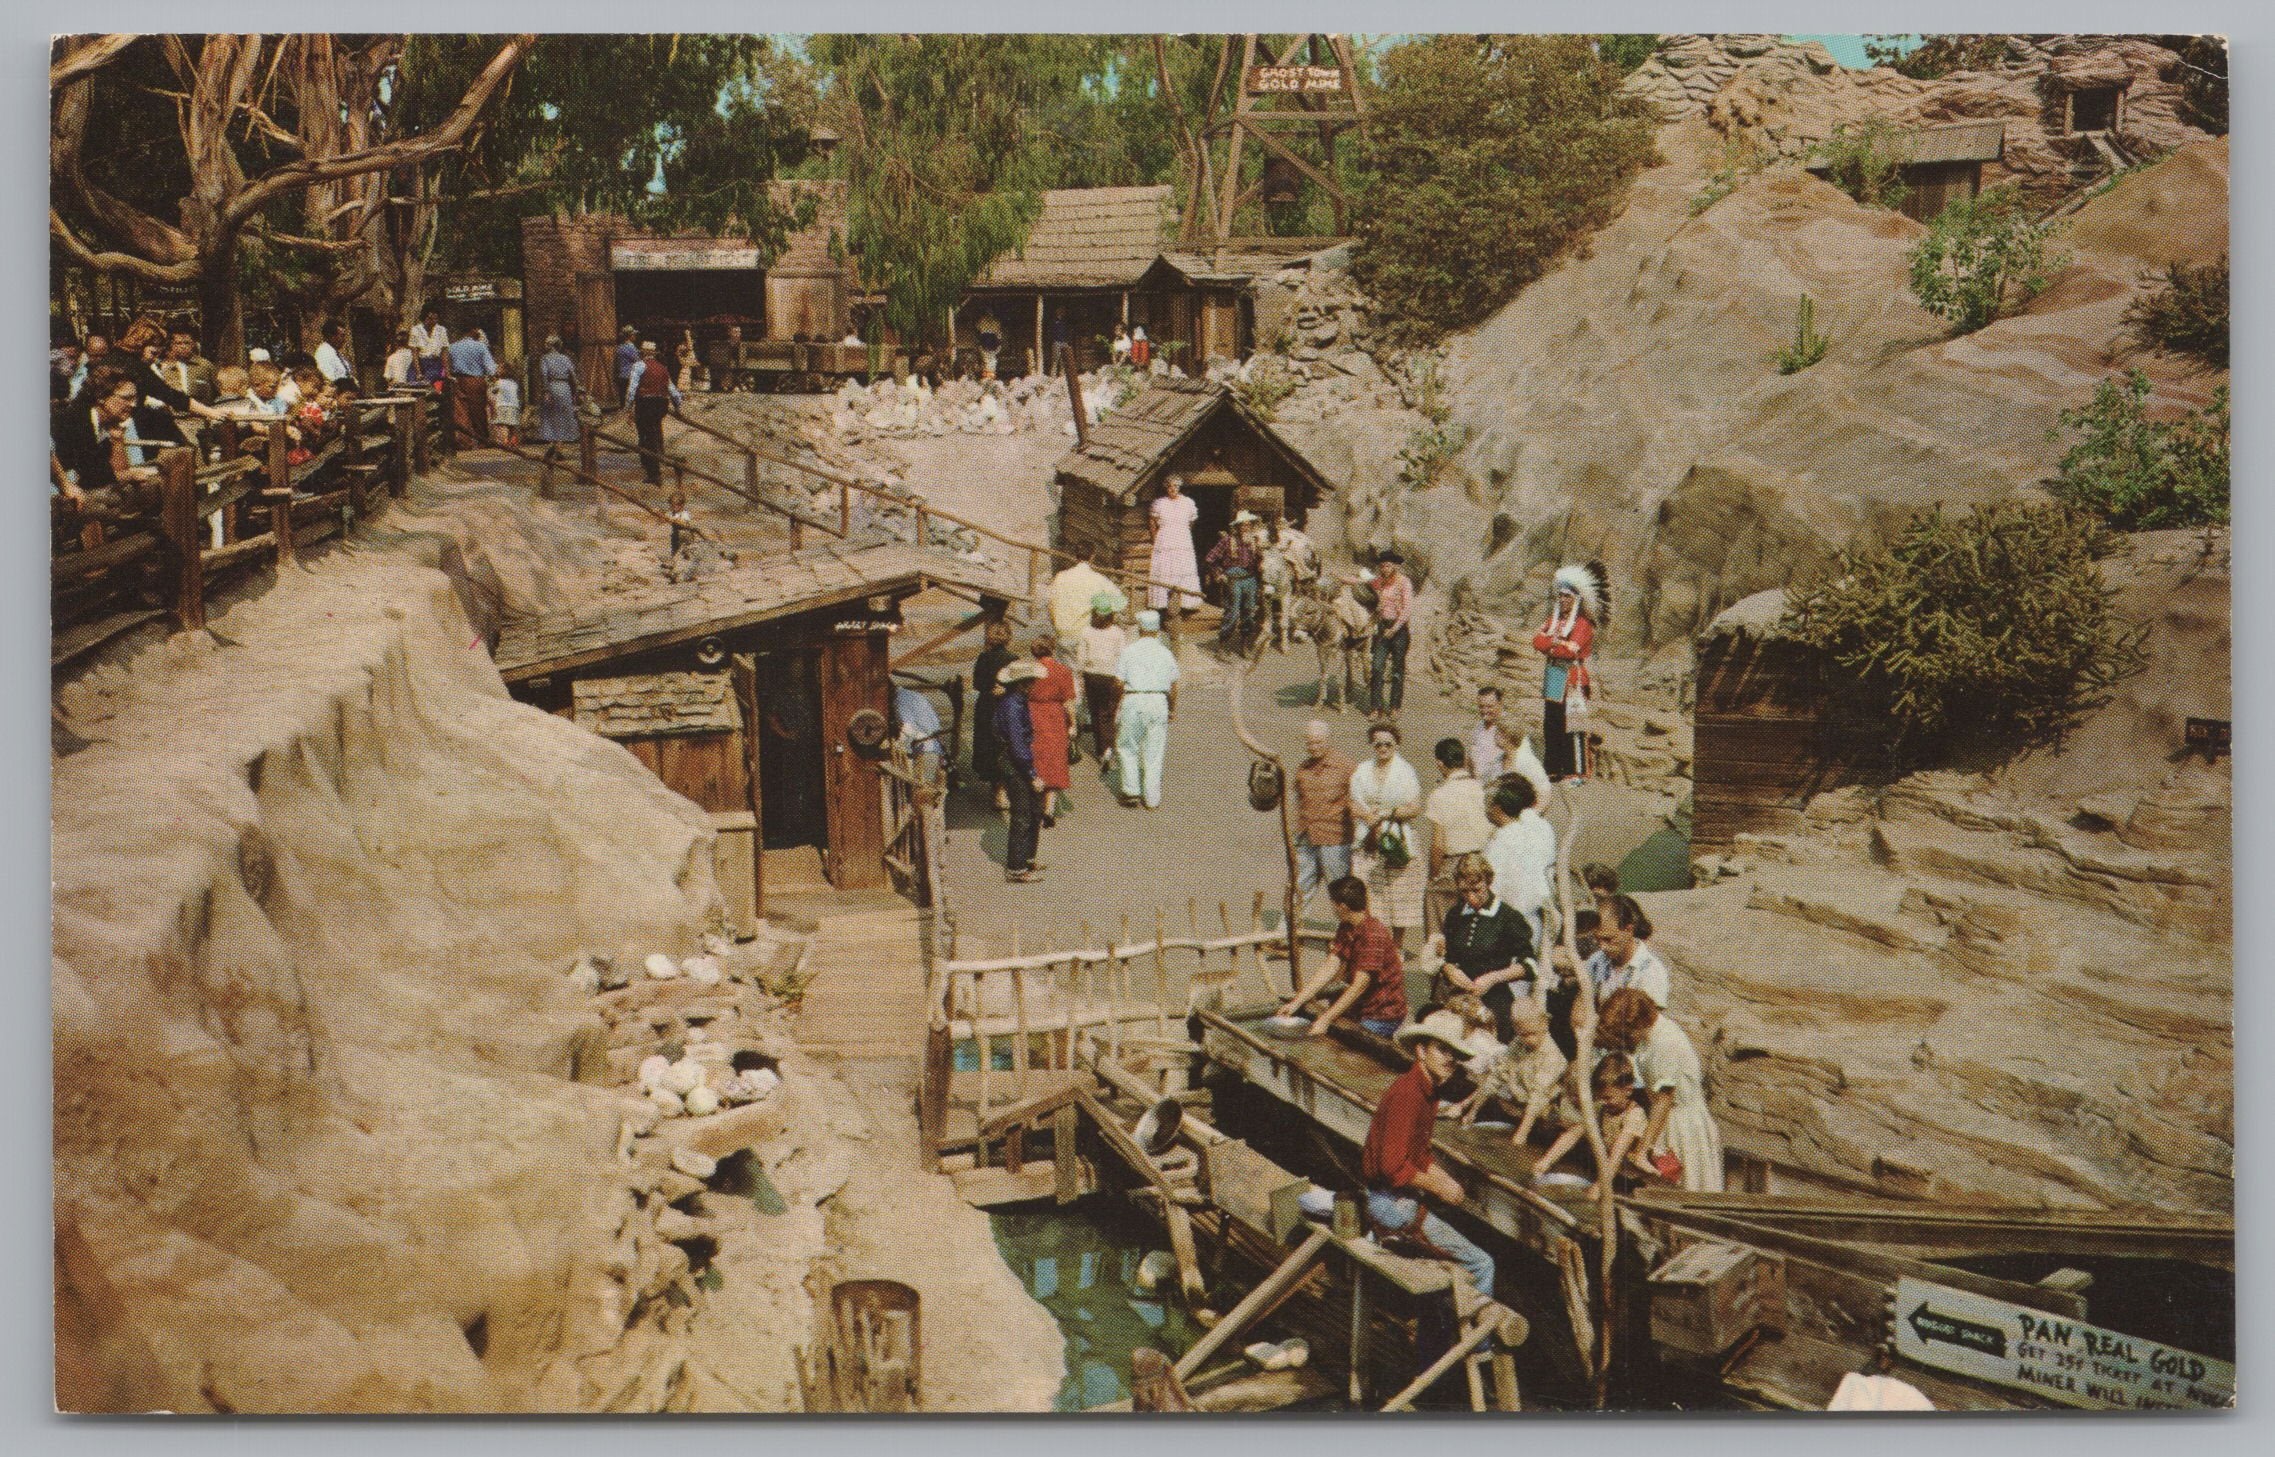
[
  {"x1": 49, "y1": 33, "x2": 533, "y2": 358},
  {"x1": 811, "y1": 34, "x2": 1115, "y2": 347}
]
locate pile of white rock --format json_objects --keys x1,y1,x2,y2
[
  {"x1": 828, "y1": 365, "x2": 1165, "y2": 441},
  {"x1": 635, "y1": 1045, "x2": 781, "y2": 1120}
]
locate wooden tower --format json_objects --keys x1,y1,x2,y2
[{"x1": 1198, "y1": 35, "x2": 1366, "y2": 247}]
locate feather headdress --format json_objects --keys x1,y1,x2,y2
[{"x1": 1551, "y1": 561, "x2": 1608, "y2": 622}]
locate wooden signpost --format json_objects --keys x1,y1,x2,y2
[{"x1": 1891, "y1": 1276, "x2": 2233, "y2": 1411}]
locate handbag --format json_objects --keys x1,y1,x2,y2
[{"x1": 1375, "y1": 820, "x2": 1412, "y2": 871}]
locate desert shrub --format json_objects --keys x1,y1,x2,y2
[
  {"x1": 1862, "y1": 34, "x2": 2014, "y2": 78},
  {"x1": 2049, "y1": 369, "x2": 2230, "y2": 530},
  {"x1": 1351, "y1": 35, "x2": 1657, "y2": 345},
  {"x1": 1812, "y1": 119, "x2": 1911, "y2": 211},
  {"x1": 1231, "y1": 357, "x2": 1300, "y2": 421},
  {"x1": 1397, "y1": 421, "x2": 1471, "y2": 489},
  {"x1": 1774, "y1": 294, "x2": 1830, "y2": 374},
  {"x1": 1781, "y1": 500, "x2": 2145, "y2": 768},
  {"x1": 2123, "y1": 255, "x2": 2228, "y2": 368},
  {"x1": 1689, "y1": 132, "x2": 1766, "y2": 216},
  {"x1": 1595, "y1": 35, "x2": 1660, "y2": 73},
  {"x1": 2173, "y1": 35, "x2": 2228, "y2": 134},
  {"x1": 1906, "y1": 187, "x2": 2067, "y2": 333}
]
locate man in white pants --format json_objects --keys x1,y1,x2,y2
[{"x1": 1112, "y1": 610, "x2": 1180, "y2": 809}]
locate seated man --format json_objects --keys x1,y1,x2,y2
[
  {"x1": 1276, "y1": 875, "x2": 1408, "y2": 1038},
  {"x1": 1363, "y1": 1010, "x2": 1497, "y2": 1303}
]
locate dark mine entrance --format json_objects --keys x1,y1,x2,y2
[{"x1": 613, "y1": 268, "x2": 764, "y2": 337}]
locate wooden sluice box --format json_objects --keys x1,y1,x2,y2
[{"x1": 1646, "y1": 1240, "x2": 1785, "y2": 1358}]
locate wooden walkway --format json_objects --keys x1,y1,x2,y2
[{"x1": 781, "y1": 853, "x2": 932, "y2": 1061}]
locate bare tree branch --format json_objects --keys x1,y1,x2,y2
[
  {"x1": 50, "y1": 34, "x2": 138, "y2": 90},
  {"x1": 49, "y1": 210, "x2": 201, "y2": 282}
]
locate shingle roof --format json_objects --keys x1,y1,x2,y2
[
  {"x1": 495, "y1": 538, "x2": 1024, "y2": 683},
  {"x1": 1051, "y1": 377, "x2": 1334, "y2": 503},
  {"x1": 1148, "y1": 242, "x2": 1347, "y2": 287},
  {"x1": 573, "y1": 671, "x2": 740, "y2": 738},
  {"x1": 972, "y1": 186, "x2": 1176, "y2": 289},
  {"x1": 1806, "y1": 119, "x2": 2007, "y2": 171}
]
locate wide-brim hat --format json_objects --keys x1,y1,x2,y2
[
  {"x1": 997, "y1": 660, "x2": 1044, "y2": 685},
  {"x1": 1136, "y1": 610, "x2": 1162, "y2": 631},
  {"x1": 1395, "y1": 1010, "x2": 1473, "y2": 1057},
  {"x1": 1090, "y1": 592, "x2": 1120, "y2": 614},
  {"x1": 1232, "y1": 510, "x2": 1260, "y2": 525}
]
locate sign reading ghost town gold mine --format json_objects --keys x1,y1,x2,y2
[
  {"x1": 1246, "y1": 65, "x2": 1345, "y2": 94},
  {"x1": 1891, "y1": 1277, "x2": 2233, "y2": 1411}
]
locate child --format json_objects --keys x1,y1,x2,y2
[
  {"x1": 1533, "y1": 1053, "x2": 1678, "y2": 1200},
  {"x1": 490, "y1": 371, "x2": 522, "y2": 447},
  {"x1": 1435, "y1": 993, "x2": 1506, "y2": 1118},
  {"x1": 666, "y1": 488, "x2": 694, "y2": 557},
  {"x1": 1457, "y1": 1001, "x2": 1568, "y2": 1146}
]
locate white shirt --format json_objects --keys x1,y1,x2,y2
[
  {"x1": 1076, "y1": 621, "x2": 1128, "y2": 677},
  {"x1": 315, "y1": 341, "x2": 352, "y2": 382},
  {"x1": 409, "y1": 322, "x2": 450, "y2": 359},
  {"x1": 1348, "y1": 754, "x2": 1422, "y2": 848},
  {"x1": 1484, "y1": 809, "x2": 1556, "y2": 918},
  {"x1": 1469, "y1": 720, "x2": 1507, "y2": 783},
  {"x1": 383, "y1": 347, "x2": 416, "y2": 386},
  {"x1": 1425, "y1": 771, "x2": 1492, "y2": 860},
  {"x1": 1583, "y1": 941, "x2": 1671, "y2": 1008}
]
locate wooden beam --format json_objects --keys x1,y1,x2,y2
[
  {"x1": 1172, "y1": 1228, "x2": 1331, "y2": 1380},
  {"x1": 975, "y1": 1079, "x2": 1087, "y2": 1143},
  {"x1": 1379, "y1": 1308, "x2": 1504, "y2": 1412},
  {"x1": 1076, "y1": 1090, "x2": 1196, "y2": 1206},
  {"x1": 156, "y1": 448, "x2": 202, "y2": 632}
]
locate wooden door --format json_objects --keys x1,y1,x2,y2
[
  {"x1": 574, "y1": 271, "x2": 615, "y2": 399},
  {"x1": 819, "y1": 631, "x2": 889, "y2": 890},
  {"x1": 732, "y1": 655, "x2": 765, "y2": 916}
]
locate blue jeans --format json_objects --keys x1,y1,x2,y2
[
  {"x1": 1294, "y1": 838, "x2": 1352, "y2": 916},
  {"x1": 1360, "y1": 1017, "x2": 1404, "y2": 1039},
  {"x1": 1366, "y1": 1190, "x2": 1496, "y2": 1300},
  {"x1": 1220, "y1": 569, "x2": 1258, "y2": 644},
  {"x1": 1369, "y1": 625, "x2": 1410, "y2": 714}
]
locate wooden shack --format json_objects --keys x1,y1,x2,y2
[
  {"x1": 1134, "y1": 241, "x2": 1344, "y2": 369},
  {"x1": 1052, "y1": 377, "x2": 1334, "y2": 587},
  {"x1": 959, "y1": 186, "x2": 1173, "y2": 377},
  {"x1": 493, "y1": 541, "x2": 1017, "y2": 928},
  {"x1": 1807, "y1": 119, "x2": 2005, "y2": 224},
  {"x1": 1690, "y1": 590, "x2": 1886, "y2": 855}
]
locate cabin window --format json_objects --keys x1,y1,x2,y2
[{"x1": 2067, "y1": 85, "x2": 2121, "y2": 134}]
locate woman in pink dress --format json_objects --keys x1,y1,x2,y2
[
  {"x1": 1027, "y1": 636, "x2": 1078, "y2": 822},
  {"x1": 1148, "y1": 475, "x2": 1202, "y2": 613}
]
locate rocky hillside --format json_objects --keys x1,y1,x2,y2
[{"x1": 1294, "y1": 103, "x2": 2224, "y2": 655}]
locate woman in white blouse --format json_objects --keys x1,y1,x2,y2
[{"x1": 1349, "y1": 721, "x2": 1427, "y2": 947}]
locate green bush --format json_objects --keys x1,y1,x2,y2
[
  {"x1": 1781, "y1": 500, "x2": 2145, "y2": 768},
  {"x1": 1231, "y1": 358, "x2": 1300, "y2": 421},
  {"x1": 1397, "y1": 421, "x2": 1471, "y2": 489},
  {"x1": 1812, "y1": 120, "x2": 1911, "y2": 211},
  {"x1": 2123, "y1": 255, "x2": 2228, "y2": 369},
  {"x1": 1906, "y1": 187, "x2": 2067, "y2": 334},
  {"x1": 1351, "y1": 35, "x2": 1657, "y2": 345},
  {"x1": 2049, "y1": 370, "x2": 2230, "y2": 530},
  {"x1": 1774, "y1": 294, "x2": 1830, "y2": 374}
]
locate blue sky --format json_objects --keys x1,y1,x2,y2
[{"x1": 1789, "y1": 34, "x2": 1919, "y2": 69}]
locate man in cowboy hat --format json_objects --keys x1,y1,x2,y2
[
  {"x1": 994, "y1": 660, "x2": 1049, "y2": 881},
  {"x1": 1205, "y1": 509, "x2": 1265, "y2": 653},
  {"x1": 1112, "y1": 610, "x2": 1180, "y2": 809},
  {"x1": 1362, "y1": 1008, "x2": 1497, "y2": 1302}
]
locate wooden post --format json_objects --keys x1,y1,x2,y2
[
  {"x1": 1171, "y1": 1229, "x2": 1331, "y2": 1380},
  {"x1": 1380, "y1": 1309, "x2": 1504, "y2": 1413},
  {"x1": 839, "y1": 480, "x2": 852, "y2": 537},
  {"x1": 1153, "y1": 907, "x2": 1170, "y2": 1037},
  {"x1": 389, "y1": 400, "x2": 412, "y2": 496},
  {"x1": 265, "y1": 420, "x2": 290, "y2": 499},
  {"x1": 913, "y1": 501, "x2": 927, "y2": 550},
  {"x1": 974, "y1": 971, "x2": 992, "y2": 1128},
  {"x1": 1033, "y1": 295, "x2": 1045, "y2": 377},
  {"x1": 1165, "y1": 1204, "x2": 1204, "y2": 1306},
  {"x1": 1011, "y1": 949, "x2": 1030, "y2": 1101},
  {"x1": 438, "y1": 384, "x2": 457, "y2": 459},
  {"x1": 744, "y1": 450, "x2": 759, "y2": 511},
  {"x1": 410, "y1": 395, "x2": 434, "y2": 476},
  {"x1": 919, "y1": 1020, "x2": 952, "y2": 1172},
  {"x1": 1052, "y1": 1103, "x2": 1079, "y2": 1205},
  {"x1": 1027, "y1": 546, "x2": 1042, "y2": 601},
  {"x1": 1348, "y1": 1271, "x2": 1368, "y2": 1407},
  {"x1": 581, "y1": 428, "x2": 603, "y2": 520},
  {"x1": 1061, "y1": 344, "x2": 1088, "y2": 448},
  {"x1": 267, "y1": 490, "x2": 296, "y2": 573},
  {"x1": 343, "y1": 417, "x2": 367, "y2": 520},
  {"x1": 156, "y1": 448, "x2": 203, "y2": 632}
]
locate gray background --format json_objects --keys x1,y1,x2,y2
[{"x1": 7, "y1": 0, "x2": 2265, "y2": 1449}]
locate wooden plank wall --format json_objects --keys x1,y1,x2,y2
[
  {"x1": 1691, "y1": 631, "x2": 1879, "y2": 852},
  {"x1": 619, "y1": 731, "x2": 750, "y2": 815}
]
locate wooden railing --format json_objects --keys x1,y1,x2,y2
[{"x1": 52, "y1": 393, "x2": 424, "y2": 669}]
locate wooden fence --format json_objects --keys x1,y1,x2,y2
[{"x1": 52, "y1": 392, "x2": 429, "y2": 670}]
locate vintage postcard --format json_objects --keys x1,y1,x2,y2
[{"x1": 49, "y1": 31, "x2": 2231, "y2": 1413}]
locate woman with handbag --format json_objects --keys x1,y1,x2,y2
[
  {"x1": 1349, "y1": 721, "x2": 1427, "y2": 950},
  {"x1": 1532, "y1": 562, "x2": 1607, "y2": 784}
]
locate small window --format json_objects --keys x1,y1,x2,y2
[{"x1": 2068, "y1": 85, "x2": 2121, "y2": 134}]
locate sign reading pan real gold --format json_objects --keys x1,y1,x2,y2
[
  {"x1": 610, "y1": 242, "x2": 762, "y2": 272},
  {"x1": 1892, "y1": 1277, "x2": 2233, "y2": 1411}
]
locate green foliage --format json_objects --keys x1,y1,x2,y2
[
  {"x1": 1231, "y1": 357, "x2": 1300, "y2": 421},
  {"x1": 1862, "y1": 34, "x2": 2012, "y2": 78},
  {"x1": 811, "y1": 35, "x2": 1114, "y2": 346},
  {"x1": 1595, "y1": 36, "x2": 1660, "y2": 74},
  {"x1": 2170, "y1": 34, "x2": 2228, "y2": 134},
  {"x1": 2049, "y1": 370, "x2": 2230, "y2": 530},
  {"x1": 1774, "y1": 294, "x2": 1830, "y2": 374},
  {"x1": 1688, "y1": 133, "x2": 1765, "y2": 216},
  {"x1": 2123, "y1": 255, "x2": 2228, "y2": 368},
  {"x1": 1350, "y1": 35, "x2": 1657, "y2": 345},
  {"x1": 1781, "y1": 500, "x2": 2145, "y2": 768},
  {"x1": 1906, "y1": 188, "x2": 2068, "y2": 334},
  {"x1": 1811, "y1": 119, "x2": 1911, "y2": 211},
  {"x1": 1398, "y1": 421, "x2": 1471, "y2": 489}
]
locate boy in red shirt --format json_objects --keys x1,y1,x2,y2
[
  {"x1": 1276, "y1": 876, "x2": 1408, "y2": 1038},
  {"x1": 1361, "y1": 1011, "x2": 1498, "y2": 1303}
]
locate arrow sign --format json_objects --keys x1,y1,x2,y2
[{"x1": 1907, "y1": 1300, "x2": 2007, "y2": 1358}]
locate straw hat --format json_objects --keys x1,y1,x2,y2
[
  {"x1": 1136, "y1": 609, "x2": 1162, "y2": 632},
  {"x1": 1232, "y1": 509, "x2": 1260, "y2": 526},
  {"x1": 997, "y1": 659, "x2": 1044, "y2": 685},
  {"x1": 1394, "y1": 1010, "x2": 1472, "y2": 1057}
]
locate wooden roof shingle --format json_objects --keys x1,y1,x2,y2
[
  {"x1": 1806, "y1": 119, "x2": 2007, "y2": 172},
  {"x1": 1051, "y1": 376, "x2": 1335, "y2": 504},
  {"x1": 573, "y1": 671, "x2": 739, "y2": 738},
  {"x1": 972, "y1": 186, "x2": 1175, "y2": 289},
  {"x1": 495, "y1": 539, "x2": 1023, "y2": 684}
]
